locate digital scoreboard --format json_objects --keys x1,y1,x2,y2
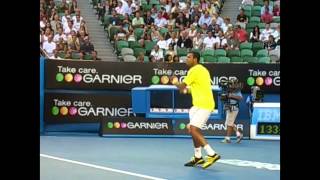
[{"x1": 250, "y1": 103, "x2": 280, "y2": 140}]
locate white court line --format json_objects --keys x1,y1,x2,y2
[
  {"x1": 217, "y1": 159, "x2": 280, "y2": 171},
  {"x1": 40, "y1": 154, "x2": 167, "y2": 180}
]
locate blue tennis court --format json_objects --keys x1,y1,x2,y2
[{"x1": 40, "y1": 134, "x2": 279, "y2": 180}]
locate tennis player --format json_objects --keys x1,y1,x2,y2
[{"x1": 173, "y1": 51, "x2": 220, "y2": 169}]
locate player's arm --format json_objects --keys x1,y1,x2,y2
[
  {"x1": 173, "y1": 81, "x2": 188, "y2": 94},
  {"x1": 173, "y1": 68, "x2": 193, "y2": 94}
]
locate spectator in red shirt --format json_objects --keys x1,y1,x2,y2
[
  {"x1": 160, "y1": 8, "x2": 169, "y2": 20},
  {"x1": 273, "y1": 4, "x2": 280, "y2": 16},
  {"x1": 261, "y1": 7, "x2": 273, "y2": 24},
  {"x1": 234, "y1": 25, "x2": 248, "y2": 43}
]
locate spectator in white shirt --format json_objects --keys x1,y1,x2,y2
[
  {"x1": 72, "y1": 15, "x2": 82, "y2": 32},
  {"x1": 154, "y1": 12, "x2": 168, "y2": 28},
  {"x1": 214, "y1": 13, "x2": 224, "y2": 27},
  {"x1": 72, "y1": 14, "x2": 83, "y2": 24},
  {"x1": 164, "y1": 0, "x2": 172, "y2": 13},
  {"x1": 120, "y1": 0, "x2": 130, "y2": 12},
  {"x1": 40, "y1": 16, "x2": 47, "y2": 29},
  {"x1": 53, "y1": 27, "x2": 67, "y2": 43},
  {"x1": 150, "y1": 45, "x2": 164, "y2": 62},
  {"x1": 127, "y1": 0, "x2": 137, "y2": 15},
  {"x1": 157, "y1": 35, "x2": 168, "y2": 50},
  {"x1": 271, "y1": 24, "x2": 280, "y2": 43},
  {"x1": 261, "y1": 0, "x2": 273, "y2": 15},
  {"x1": 260, "y1": 23, "x2": 274, "y2": 42},
  {"x1": 198, "y1": 11, "x2": 212, "y2": 27},
  {"x1": 64, "y1": 20, "x2": 77, "y2": 35},
  {"x1": 188, "y1": 25, "x2": 197, "y2": 40},
  {"x1": 43, "y1": 36, "x2": 56, "y2": 57},
  {"x1": 218, "y1": 30, "x2": 227, "y2": 49},
  {"x1": 203, "y1": 31, "x2": 220, "y2": 49},
  {"x1": 225, "y1": 17, "x2": 233, "y2": 31},
  {"x1": 166, "y1": 32, "x2": 179, "y2": 50},
  {"x1": 115, "y1": 1, "x2": 127, "y2": 16},
  {"x1": 192, "y1": 32, "x2": 203, "y2": 50},
  {"x1": 241, "y1": 0, "x2": 254, "y2": 6},
  {"x1": 61, "y1": 10, "x2": 71, "y2": 27},
  {"x1": 41, "y1": 27, "x2": 53, "y2": 44}
]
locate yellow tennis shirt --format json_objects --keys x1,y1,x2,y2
[{"x1": 183, "y1": 64, "x2": 215, "y2": 111}]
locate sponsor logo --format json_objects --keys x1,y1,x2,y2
[
  {"x1": 177, "y1": 122, "x2": 244, "y2": 131},
  {"x1": 55, "y1": 65, "x2": 142, "y2": 85},
  {"x1": 201, "y1": 123, "x2": 244, "y2": 131},
  {"x1": 151, "y1": 68, "x2": 187, "y2": 85},
  {"x1": 247, "y1": 69, "x2": 280, "y2": 87},
  {"x1": 107, "y1": 121, "x2": 169, "y2": 130},
  {"x1": 51, "y1": 99, "x2": 134, "y2": 117}
]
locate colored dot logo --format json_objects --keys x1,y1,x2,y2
[
  {"x1": 65, "y1": 73, "x2": 73, "y2": 82},
  {"x1": 107, "y1": 122, "x2": 113, "y2": 129},
  {"x1": 247, "y1": 76, "x2": 276, "y2": 86},
  {"x1": 121, "y1": 122, "x2": 127, "y2": 128},
  {"x1": 107, "y1": 122, "x2": 126, "y2": 129},
  {"x1": 265, "y1": 77, "x2": 272, "y2": 86},
  {"x1": 52, "y1": 106, "x2": 59, "y2": 116},
  {"x1": 56, "y1": 72, "x2": 84, "y2": 83},
  {"x1": 256, "y1": 77, "x2": 264, "y2": 86},
  {"x1": 60, "y1": 106, "x2": 68, "y2": 115},
  {"x1": 152, "y1": 75, "x2": 180, "y2": 85},
  {"x1": 74, "y1": 74, "x2": 82, "y2": 83},
  {"x1": 170, "y1": 76, "x2": 178, "y2": 85},
  {"x1": 179, "y1": 123, "x2": 186, "y2": 130},
  {"x1": 151, "y1": 76, "x2": 160, "y2": 84},
  {"x1": 56, "y1": 73, "x2": 64, "y2": 82},
  {"x1": 161, "y1": 75, "x2": 169, "y2": 84},
  {"x1": 247, "y1": 77, "x2": 255, "y2": 86},
  {"x1": 69, "y1": 107, "x2": 77, "y2": 116},
  {"x1": 114, "y1": 122, "x2": 120, "y2": 128}
]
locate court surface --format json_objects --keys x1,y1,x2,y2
[{"x1": 40, "y1": 134, "x2": 280, "y2": 180}]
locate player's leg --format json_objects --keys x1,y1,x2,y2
[
  {"x1": 184, "y1": 107, "x2": 205, "y2": 167},
  {"x1": 189, "y1": 109, "x2": 220, "y2": 169}
]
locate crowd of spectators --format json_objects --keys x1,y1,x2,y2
[
  {"x1": 41, "y1": 0, "x2": 280, "y2": 63},
  {"x1": 96, "y1": 0, "x2": 279, "y2": 63},
  {"x1": 40, "y1": 0, "x2": 100, "y2": 60}
]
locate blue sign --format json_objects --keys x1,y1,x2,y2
[{"x1": 251, "y1": 106, "x2": 280, "y2": 124}]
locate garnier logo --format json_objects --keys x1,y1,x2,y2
[{"x1": 55, "y1": 65, "x2": 142, "y2": 84}]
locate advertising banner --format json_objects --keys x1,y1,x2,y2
[
  {"x1": 100, "y1": 118, "x2": 250, "y2": 137},
  {"x1": 44, "y1": 93, "x2": 133, "y2": 123},
  {"x1": 100, "y1": 117, "x2": 174, "y2": 135},
  {"x1": 173, "y1": 119, "x2": 250, "y2": 137},
  {"x1": 45, "y1": 60, "x2": 280, "y2": 93}
]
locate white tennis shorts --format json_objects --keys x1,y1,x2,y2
[
  {"x1": 189, "y1": 106, "x2": 211, "y2": 129},
  {"x1": 225, "y1": 108, "x2": 239, "y2": 126}
]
